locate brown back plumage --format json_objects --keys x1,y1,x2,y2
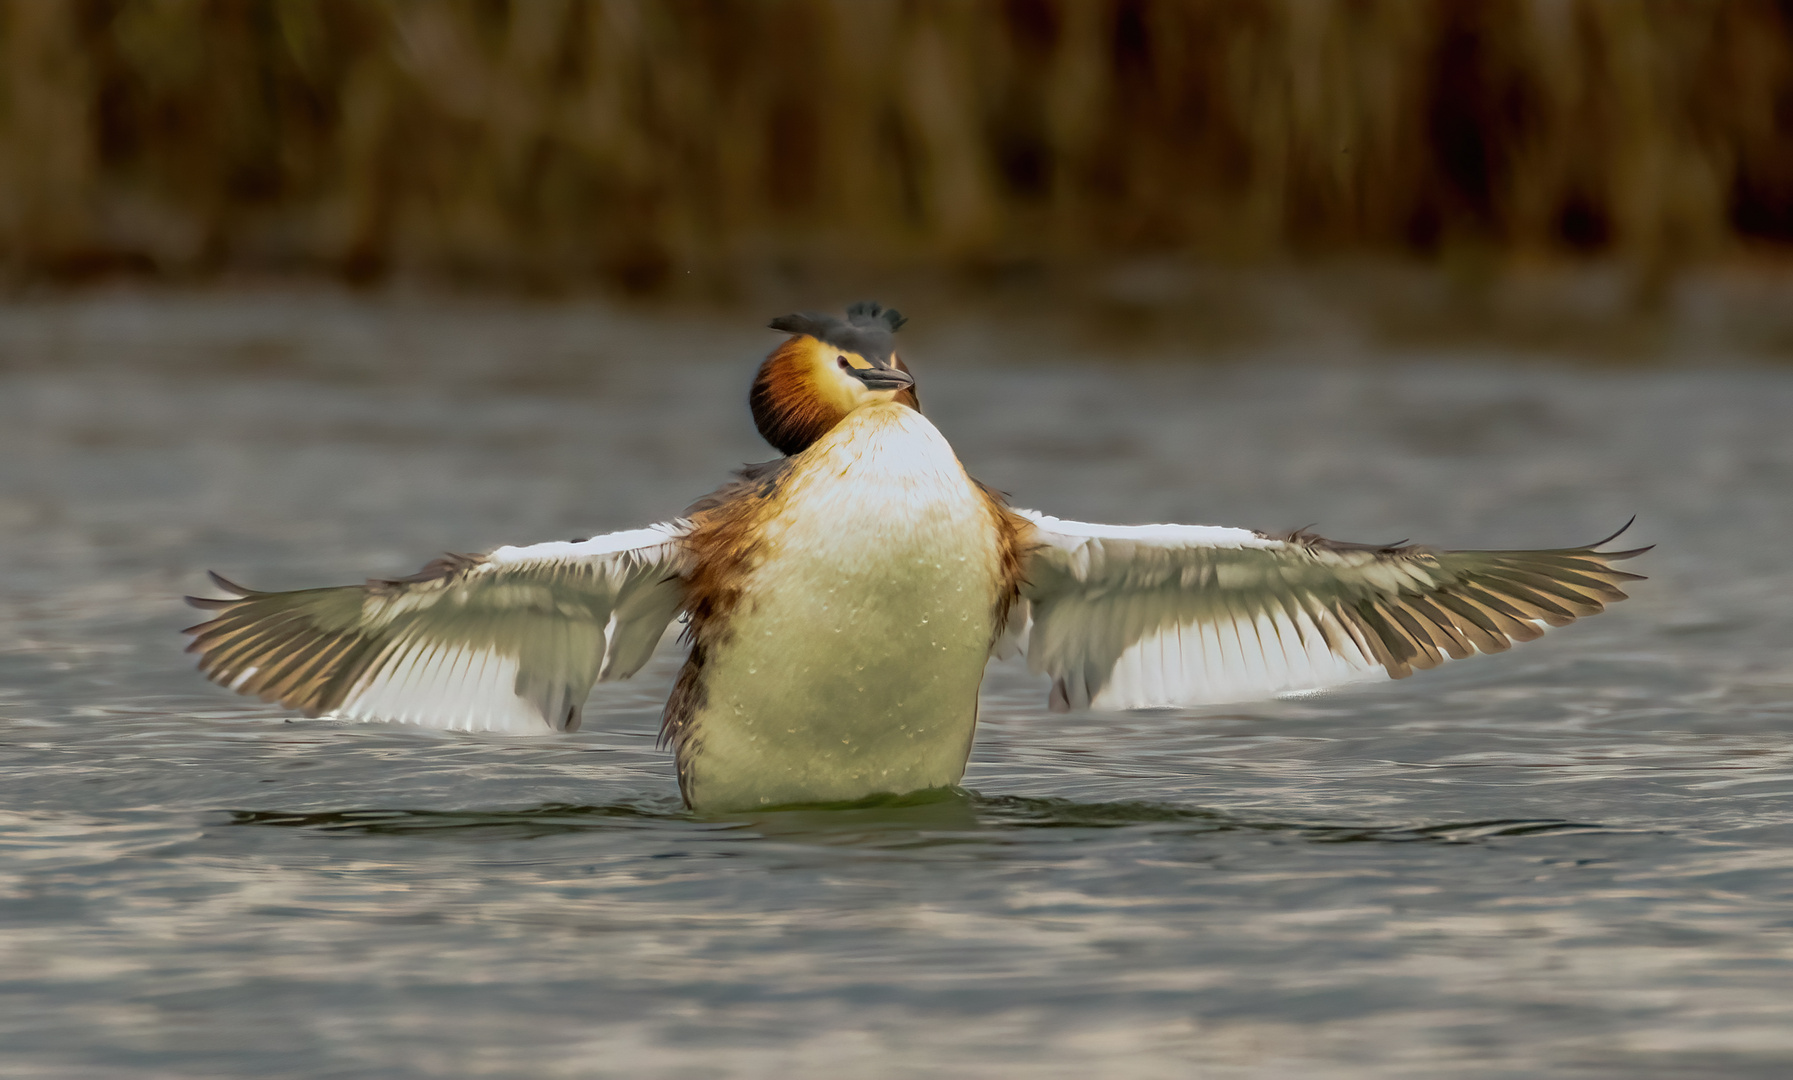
[
  {"x1": 974, "y1": 479, "x2": 1034, "y2": 641},
  {"x1": 660, "y1": 459, "x2": 794, "y2": 791}
]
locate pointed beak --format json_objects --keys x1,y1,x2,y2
[{"x1": 851, "y1": 365, "x2": 913, "y2": 391}]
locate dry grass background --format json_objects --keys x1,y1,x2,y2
[{"x1": 1, "y1": 0, "x2": 1792, "y2": 305}]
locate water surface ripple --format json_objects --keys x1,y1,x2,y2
[{"x1": 1, "y1": 294, "x2": 1789, "y2": 1078}]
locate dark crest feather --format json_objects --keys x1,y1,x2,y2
[
  {"x1": 767, "y1": 313, "x2": 828, "y2": 337},
  {"x1": 845, "y1": 300, "x2": 906, "y2": 331},
  {"x1": 766, "y1": 301, "x2": 906, "y2": 362}
]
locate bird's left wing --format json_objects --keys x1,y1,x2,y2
[
  {"x1": 184, "y1": 523, "x2": 688, "y2": 734},
  {"x1": 1016, "y1": 511, "x2": 1647, "y2": 711}
]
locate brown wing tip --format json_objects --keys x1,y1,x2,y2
[
  {"x1": 1585, "y1": 531, "x2": 1651, "y2": 577},
  {"x1": 184, "y1": 595, "x2": 239, "y2": 612},
  {"x1": 185, "y1": 571, "x2": 256, "y2": 629},
  {"x1": 206, "y1": 570, "x2": 258, "y2": 597},
  {"x1": 1585, "y1": 517, "x2": 1652, "y2": 561},
  {"x1": 1554, "y1": 519, "x2": 1650, "y2": 581},
  {"x1": 1587, "y1": 515, "x2": 1636, "y2": 547}
]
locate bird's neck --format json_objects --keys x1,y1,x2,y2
[{"x1": 788, "y1": 403, "x2": 961, "y2": 488}]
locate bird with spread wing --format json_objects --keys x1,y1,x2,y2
[{"x1": 187, "y1": 304, "x2": 1646, "y2": 811}]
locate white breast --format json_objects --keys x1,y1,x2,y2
[{"x1": 682, "y1": 404, "x2": 1004, "y2": 811}]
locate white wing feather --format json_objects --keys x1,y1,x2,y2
[
  {"x1": 185, "y1": 522, "x2": 688, "y2": 734},
  {"x1": 1016, "y1": 510, "x2": 1645, "y2": 711}
]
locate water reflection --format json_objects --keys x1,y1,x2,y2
[{"x1": 228, "y1": 791, "x2": 1617, "y2": 851}]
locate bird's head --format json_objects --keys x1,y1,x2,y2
[{"x1": 750, "y1": 301, "x2": 919, "y2": 455}]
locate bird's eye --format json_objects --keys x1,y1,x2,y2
[{"x1": 837, "y1": 356, "x2": 850, "y2": 370}]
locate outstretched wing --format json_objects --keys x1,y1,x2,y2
[
  {"x1": 1017, "y1": 511, "x2": 1647, "y2": 711},
  {"x1": 184, "y1": 524, "x2": 688, "y2": 734}
]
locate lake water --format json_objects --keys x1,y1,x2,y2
[{"x1": 1, "y1": 291, "x2": 1789, "y2": 1078}]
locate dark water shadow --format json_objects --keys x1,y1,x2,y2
[
  {"x1": 971, "y1": 794, "x2": 1616, "y2": 845},
  {"x1": 226, "y1": 788, "x2": 1620, "y2": 850},
  {"x1": 227, "y1": 800, "x2": 693, "y2": 841}
]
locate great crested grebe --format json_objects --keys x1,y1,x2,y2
[{"x1": 186, "y1": 303, "x2": 1647, "y2": 812}]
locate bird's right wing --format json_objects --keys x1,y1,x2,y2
[
  {"x1": 184, "y1": 523, "x2": 689, "y2": 734},
  {"x1": 1017, "y1": 512, "x2": 1648, "y2": 711}
]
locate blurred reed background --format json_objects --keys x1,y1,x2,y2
[{"x1": 2, "y1": 0, "x2": 1792, "y2": 335}]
